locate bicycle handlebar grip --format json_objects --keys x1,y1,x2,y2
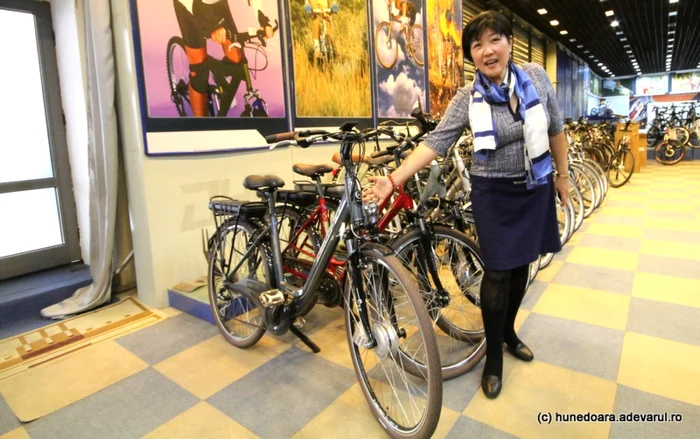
[
  {"x1": 301, "y1": 129, "x2": 330, "y2": 137},
  {"x1": 370, "y1": 149, "x2": 391, "y2": 158},
  {"x1": 265, "y1": 132, "x2": 296, "y2": 144}
]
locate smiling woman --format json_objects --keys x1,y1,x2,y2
[{"x1": 363, "y1": 8, "x2": 570, "y2": 402}]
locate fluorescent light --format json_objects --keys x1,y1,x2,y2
[
  {"x1": 570, "y1": 38, "x2": 577, "y2": 42},
  {"x1": 598, "y1": 62, "x2": 604, "y2": 66},
  {"x1": 550, "y1": 20, "x2": 559, "y2": 26},
  {"x1": 669, "y1": 31, "x2": 676, "y2": 34},
  {"x1": 538, "y1": 8, "x2": 548, "y2": 14},
  {"x1": 669, "y1": 39, "x2": 675, "y2": 42},
  {"x1": 577, "y1": 45, "x2": 584, "y2": 48},
  {"x1": 584, "y1": 50, "x2": 590, "y2": 53},
  {"x1": 616, "y1": 32, "x2": 624, "y2": 35},
  {"x1": 620, "y1": 38, "x2": 627, "y2": 41},
  {"x1": 670, "y1": 0, "x2": 679, "y2": 4},
  {"x1": 626, "y1": 50, "x2": 633, "y2": 53},
  {"x1": 624, "y1": 44, "x2": 631, "y2": 48},
  {"x1": 669, "y1": 11, "x2": 677, "y2": 16},
  {"x1": 611, "y1": 75, "x2": 616, "y2": 77},
  {"x1": 560, "y1": 30, "x2": 568, "y2": 35},
  {"x1": 605, "y1": 10, "x2": 614, "y2": 16},
  {"x1": 611, "y1": 20, "x2": 619, "y2": 27}
]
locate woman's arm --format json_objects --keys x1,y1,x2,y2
[{"x1": 549, "y1": 131, "x2": 569, "y2": 203}]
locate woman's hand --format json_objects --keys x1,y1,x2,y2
[
  {"x1": 362, "y1": 176, "x2": 394, "y2": 205},
  {"x1": 554, "y1": 175, "x2": 569, "y2": 205}
]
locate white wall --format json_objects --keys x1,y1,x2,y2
[{"x1": 49, "y1": 0, "x2": 90, "y2": 262}]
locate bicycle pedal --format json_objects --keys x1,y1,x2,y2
[{"x1": 259, "y1": 289, "x2": 285, "y2": 307}]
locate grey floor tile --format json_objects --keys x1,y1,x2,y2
[
  {"x1": 643, "y1": 228, "x2": 700, "y2": 245},
  {"x1": 637, "y1": 254, "x2": 700, "y2": 280},
  {"x1": 645, "y1": 210, "x2": 698, "y2": 221},
  {"x1": 441, "y1": 363, "x2": 483, "y2": 413},
  {"x1": 517, "y1": 313, "x2": 625, "y2": 381},
  {"x1": 25, "y1": 368, "x2": 198, "y2": 439},
  {"x1": 592, "y1": 214, "x2": 645, "y2": 227},
  {"x1": 577, "y1": 221, "x2": 591, "y2": 234},
  {"x1": 207, "y1": 346, "x2": 355, "y2": 439},
  {"x1": 115, "y1": 312, "x2": 219, "y2": 365},
  {"x1": 553, "y1": 245, "x2": 574, "y2": 261},
  {"x1": 577, "y1": 234, "x2": 642, "y2": 253},
  {"x1": 610, "y1": 385, "x2": 700, "y2": 439},
  {"x1": 552, "y1": 262, "x2": 635, "y2": 295},
  {"x1": 521, "y1": 280, "x2": 548, "y2": 311},
  {"x1": 0, "y1": 395, "x2": 20, "y2": 436},
  {"x1": 277, "y1": 305, "x2": 343, "y2": 345},
  {"x1": 626, "y1": 297, "x2": 700, "y2": 346},
  {"x1": 446, "y1": 414, "x2": 518, "y2": 439}
]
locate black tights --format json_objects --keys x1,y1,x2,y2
[{"x1": 480, "y1": 264, "x2": 530, "y2": 378}]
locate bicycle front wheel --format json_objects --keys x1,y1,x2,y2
[
  {"x1": 407, "y1": 24, "x2": 425, "y2": 66},
  {"x1": 345, "y1": 247, "x2": 441, "y2": 439},
  {"x1": 375, "y1": 22, "x2": 399, "y2": 69},
  {"x1": 607, "y1": 149, "x2": 635, "y2": 188},
  {"x1": 654, "y1": 141, "x2": 685, "y2": 165}
]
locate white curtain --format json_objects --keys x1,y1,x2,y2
[{"x1": 42, "y1": 0, "x2": 118, "y2": 318}]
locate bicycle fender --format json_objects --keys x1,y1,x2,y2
[{"x1": 359, "y1": 242, "x2": 394, "y2": 257}]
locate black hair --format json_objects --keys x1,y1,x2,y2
[{"x1": 462, "y1": 10, "x2": 513, "y2": 62}]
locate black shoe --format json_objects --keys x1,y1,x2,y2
[
  {"x1": 481, "y1": 375, "x2": 502, "y2": 399},
  {"x1": 507, "y1": 342, "x2": 534, "y2": 362}
]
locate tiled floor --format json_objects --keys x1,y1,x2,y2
[{"x1": 2, "y1": 161, "x2": 700, "y2": 438}]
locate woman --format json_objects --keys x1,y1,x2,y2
[{"x1": 363, "y1": 10, "x2": 569, "y2": 399}]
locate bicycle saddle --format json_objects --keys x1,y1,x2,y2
[
  {"x1": 243, "y1": 175, "x2": 285, "y2": 191},
  {"x1": 292, "y1": 164, "x2": 334, "y2": 177}
]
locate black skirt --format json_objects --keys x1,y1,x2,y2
[{"x1": 469, "y1": 173, "x2": 562, "y2": 271}]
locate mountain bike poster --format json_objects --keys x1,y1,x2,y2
[
  {"x1": 426, "y1": 0, "x2": 462, "y2": 117},
  {"x1": 130, "y1": 0, "x2": 289, "y2": 151},
  {"x1": 372, "y1": 0, "x2": 427, "y2": 119},
  {"x1": 288, "y1": 0, "x2": 372, "y2": 119}
]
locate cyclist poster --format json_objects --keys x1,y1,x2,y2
[
  {"x1": 426, "y1": 0, "x2": 462, "y2": 116},
  {"x1": 671, "y1": 72, "x2": 700, "y2": 94},
  {"x1": 133, "y1": 0, "x2": 286, "y2": 118},
  {"x1": 288, "y1": 0, "x2": 372, "y2": 117},
  {"x1": 602, "y1": 78, "x2": 634, "y2": 97},
  {"x1": 372, "y1": 0, "x2": 427, "y2": 118}
]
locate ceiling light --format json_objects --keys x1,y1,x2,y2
[
  {"x1": 624, "y1": 44, "x2": 631, "y2": 48},
  {"x1": 584, "y1": 50, "x2": 590, "y2": 53},
  {"x1": 670, "y1": 0, "x2": 679, "y2": 4},
  {"x1": 605, "y1": 10, "x2": 614, "y2": 16},
  {"x1": 611, "y1": 20, "x2": 619, "y2": 27},
  {"x1": 626, "y1": 50, "x2": 633, "y2": 53},
  {"x1": 550, "y1": 20, "x2": 559, "y2": 26},
  {"x1": 620, "y1": 38, "x2": 627, "y2": 41},
  {"x1": 669, "y1": 31, "x2": 675, "y2": 34},
  {"x1": 538, "y1": 8, "x2": 548, "y2": 14},
  {"x1": 598, "y1": 62, "x2": 604, "y2": 66},
  {"x1": 611, "y1": 74, "x2": 616, "y2": 77},
  {"x1": 669, "y1": 11, "x2": 677, "y2": 16},
  {"x1": 616, "y1": 31, "x2": 624, "y2": 35},
  {"x1": 560, "y1": 30, "x2": 568, "y2": 35},
  {"x1": 577, "y1": 45, "x2": 584, "y2": 48}
]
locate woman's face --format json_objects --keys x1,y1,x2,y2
[{"x1": 470, "y1": 29, "x2": 513, "y2": 85}]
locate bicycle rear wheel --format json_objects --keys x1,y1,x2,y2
[
  {"x1": 654, "y1": 141, "x2": 685, "y2": 165},
  {"x1": 607, "y1": 149, "x2": 635, "y2": 188},
  {"x1": 408, "y1": 24, "x2": 425, "y2": 66},
  {"x1": 207, "y1": 219, "x2": 269, "y2": 348},
  {"x1": 166, "y1": 36, "x2": 193, "y2": 117},
  {"x1": 375, "y1": 22, "x2": 399, "y2": 69},
  {"x1": 345, "y1": 247, "x2": 441, "y2": 439}
]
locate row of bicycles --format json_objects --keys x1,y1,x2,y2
[
  {"x1": 202, "y1": 106, "x2": 613, "y2": 438},
  {"x1": 646, "y1": 103, "x2": 700, "y2": 165}
]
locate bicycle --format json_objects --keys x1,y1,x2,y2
[
  {"x1": 607, "y1": 120, "x2": 635, "y2": 188},
  {"x1": 205, "y1": 124, "x2": 441, "y2": 438},
  {"x1": 166, "y1": 22, "x2": 278, "y2": 117},
  {"x1": 374, "y1": 4, "x2": 425, "y2": 69},
  {"x1": 308, "y1": 7, "x2": 337, "y2": 72}
]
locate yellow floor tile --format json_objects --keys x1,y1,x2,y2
[
  {"x1": 598, "y1": 206, "x2": 646, "y2": 217},
  {"x1": 534, "y1": 260, "x2": 563, "y2": 283},
  {"x1": 646, "y1": 191, "x2": 691, "y2": 199},
  {"x1": 639, "y1": 239, "x2": 700, "y2": 262},
  {"x1": 293, "y1": 383, "x2": 461, "y2": 439},
  {"x1": 646, "y1": 202, "x2": 696, "y2": 213},
  {"x1": 632, "y1": 273, "x2": 700, "y2": 309},
  {"x1": 514, "y1": 309, "x2": 530, "y2": 333},
  {"x1": 532, "y1": 284, "x2": 630, "y2": 330},
  {"x1": 566, "y1": 246, "x2": 639, "y2": 271},
  {"x1": 566, "y1": 231, "x2": 584, "y2": 246},
  {"x1": 154, "y1": 334, "x2": 291, "y2": 399},
  {"x1": 618, "y1": 332, "x2": 700, "y2": 406},
  {"x1": 645, "y1": 217, "x2": 700, "y2": 232},
  {"x1": 0, "y1": 428, "x2": 30, "y2": 439},
  {"x1": 464, "y1": 360, "x2": 616, "y2": 439},
  {"x1": 0, "y1": 341, "x2": 147, "y2": 422},
  {"x1": 143, "y1": 402, "x2": 258, "y2": 439},
  {"x1": 586, "y1": 223, "x2": 644, "y2": 239}
]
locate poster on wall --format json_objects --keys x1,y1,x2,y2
[
  {"x1": 427, "y1": 0, "x2": 462, "y2": 116},
  {"x1": 635, "y1": 74, "x2": 668, "y2": 96},
  {"x1": 288, "y1": 0, "x2": 371, "y2": 118},
  {"x1": 372, "y1": 0, "x2": 427, "y2": 118},
  {"x1": 671, "y1": 72, "x2": 700, "y2": 94},
  {"x1": 134, "y1": 0, "x2": 286, "y2": 119},
  {"x1": 602, "y1": 78, "x2": 633, "y2": 97}
]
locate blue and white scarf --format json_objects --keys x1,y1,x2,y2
[{"x1": 469, "y1": 62, "x2": 552, "y2": 189}]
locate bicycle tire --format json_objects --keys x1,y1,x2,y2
[
  {"x1": 583, "y1": 159, "x2": 608, "y2": 199},
  {"x1": 166, "y1": 36, "x2": 193, "y2": 117},
  {"x1": 390, "y1": 225, "x2": 486, "y2": 380},
  {"x1": 375, "y1": 22, "x2": 398, "y2": 69},
  {"x1": 569, "y1": 179, "x2": 585, "y2": 232},
  {"x1": 607, "y1": 149, "x2": 635, "y2": 188},
  {"x1": 580, "y1": 161, "x2": 606, "y2": 209},
  {"x1": 345, "y1": 247, "x2": 441, "y2": 439},
  {"x1": 654, "y1": 141, "x2": 685, "y2": 165},
  {"x1": 570, "y1": 164, "x2": 597, "y2": 218},
  {"x1": 207, "y1": 219, "x2": 268, "y2": 348},
  {"x1": 408, "y1": 24, "x2": 425, "y2": 66}
]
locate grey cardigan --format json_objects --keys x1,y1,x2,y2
[{"x1": 423, "y1": 63, "x2": 564, "y2": 178}]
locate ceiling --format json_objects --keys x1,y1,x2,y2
[{"x1": 491, "y1": 0, "x2": 700, "y2": 78}]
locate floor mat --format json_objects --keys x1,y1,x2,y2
[{"x1": 0, "y1": 297, "x2": 165, "y2": 381}]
